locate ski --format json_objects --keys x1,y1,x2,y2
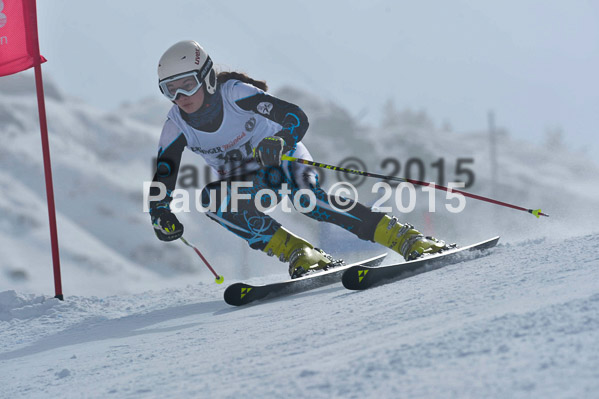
[
  {"x1": 342, "y1": 236, "x2": 500, "y2": 290},
  {"x1": 224, "y1": 253, "x2": 387, "y2": 306}
]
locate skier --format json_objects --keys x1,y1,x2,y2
[{"x1": 149, "y1": 40, "x2": 448, "y2": 278}]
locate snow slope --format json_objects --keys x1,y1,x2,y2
[
  {"x1": 1, "y1": 72, "x2": 598, "y2": 397},
  {"x1": 1, "y1": 234, "x2": 598, "y2": 398},
  {"x1": 2, "y1": 73, "x2": 599, "y2": 296}
]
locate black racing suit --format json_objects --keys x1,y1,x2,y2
[{"x1": 149, "y1": 80, "x2": 384, "y2": 250}]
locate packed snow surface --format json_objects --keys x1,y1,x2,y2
[
  {"x1": 2, "y1": 72, "x2": 599, "y2": 398},
  {"x1": 1, "y1": 234, "x2": 598, "y2": 398}
]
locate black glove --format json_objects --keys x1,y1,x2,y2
[
  {"x1": 151, "y1": 208, "x2": 184, "y2": 241},
  {"x1": 254, "y1": 136, "x2": 286, "y2": 167}
]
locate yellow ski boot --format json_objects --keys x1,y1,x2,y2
[
  {"x1": 263, "y1": 227, "x2": 334, "y2": 278},
  {"x1": 374, "y1": 215, "x2": 448, "y2": 261}
]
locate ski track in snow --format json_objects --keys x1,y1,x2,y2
[{"x1": 1, "y1": 234, "x2": 599, "y2": 399}]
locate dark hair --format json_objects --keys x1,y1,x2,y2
[{"x1": 217, "y1": 71, "x2": 268, "y2": 92}]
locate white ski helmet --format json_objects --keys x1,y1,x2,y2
[{"x1": 157, "y1": 40, "x2": 217, "y2": 99}]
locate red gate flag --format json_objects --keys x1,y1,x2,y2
[
  {"x1": 0, "y1": 0, "x2": 63, "y2": 300},
  {"x1": 0, "y1": 0, "x2": 47, "y2": 76}
]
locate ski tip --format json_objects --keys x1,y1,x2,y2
[
  {"x1": 223, "y1": 283, "x2": 254, "y2": 306},
  {"x1": 341, "y1": 265, "x2": 372, "y2": 290}
]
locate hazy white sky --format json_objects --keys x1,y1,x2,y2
[{"x1": 35, "y1": 0, "x2": 598, "y2": 155}]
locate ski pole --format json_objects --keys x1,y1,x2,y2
[
  {"x1": 282, "y1": 155, "x2": 549, "y2": 218},
  {"x1": 180, "y1": 237, "x2": 224, "y2": 284}
]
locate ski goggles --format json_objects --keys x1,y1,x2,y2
[{"x1": 159, "y1": 71, "x2": 203, "y2": 101}]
